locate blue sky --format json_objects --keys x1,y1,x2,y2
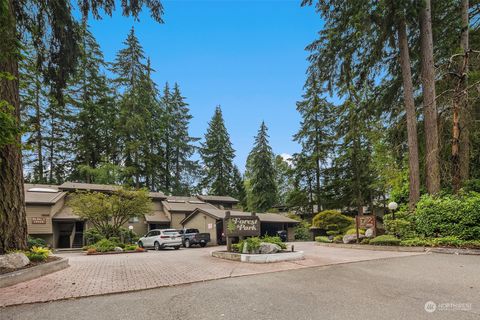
[{"x1": 87, "y1": 0, "x2": 321, "y2": 170}]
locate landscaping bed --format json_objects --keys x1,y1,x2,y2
[
  {"x1": 212, "y1": 250, "x2": 305, "y2": 263},
  {"x1": 0, "y1": 256, "x2": 69, "y2": 288},
  {"x1": 0, "y1": 255, "x2": 61, "y2": 275},
  {"x1": 85, "y1": 249, "x2": 146, "y2": 255}
]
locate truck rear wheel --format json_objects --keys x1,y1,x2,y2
[{"x1": 200, "y1": 243, "x2": 207, "y2": 248}]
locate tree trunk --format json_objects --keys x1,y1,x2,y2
[
  {"x1": 397, "y1": 17, "x2": 421, "y2": 209},
  {"x1": 0, "y1": 0, "x2": 28, "y2": 254},
  {"x1": 419, "y1": 0, "x2": 441, "y2": 194},
  {"x1": 315, "y1": 119, "x2": 322, "y2": 213},
  {"x1": 459, "y1": 0, "x2": 470, "y2": 186}
]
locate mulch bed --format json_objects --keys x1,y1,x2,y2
[
  {"x1": 0, "y1": 256, "x2": 61, "y2": 275},
  {"x1": 86, "y1": 250, "x2": 147, "y2": 255}
]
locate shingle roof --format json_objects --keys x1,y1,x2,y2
[
  {"x1": 162, "y1": 196, "x2": 217, "y2": 212},
  {"x1": 196, "y1": 195, "x2": 239, "y2": 203},
  {"x1": 145, "y1": 211, "x2": 170, "y2": 223},
  {"x1": 180, "y1": 208, "x2": 299, "y2": 225},
  {"x1": 58, "y1": 182, "x2": 166, "y2": 199},
  {"x1": 53, "y1": 205, "x2": 81, "y2": 220},
  {"x1": 24, "y1": 184, "x2": 67, "y2": 204}
]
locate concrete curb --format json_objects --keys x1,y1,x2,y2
[
  {"x1": 316, "y1": 242, "x2": 425, "y2": 252},
  {"x1": 211, "y1": 250, "x2": 305, "y2": 263},
  {"x1": 0, "y1": 257, "x2": 69, "y2": 288},
  {"x1": 315, "y1": 242, "x2": 480, "y2": 255}
]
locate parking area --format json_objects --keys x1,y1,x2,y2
[{"x1": 0, "y1": 242, "x2": 422, "y2": 307}]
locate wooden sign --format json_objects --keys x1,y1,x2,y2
[
  {"x1": 356, "y1": 215, "x2": 376, "y2": 229},
  {"x1": 224, "y1": 212, "x2": 260, "y2": 237},
  {"x1": 32, "y1": 217, "x2": 47, "y2": 224}
]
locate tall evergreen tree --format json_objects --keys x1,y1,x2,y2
[
  {"x1": 69, "y1": 24, "x2": 116, "y2": 182},
  {"x1": 231, "y1": 165, "x2": 247, "y2": 208},
  {"x1": 0, "y1": 0, "x2": 163, "y2": 253},
  {"x1": 294, "y1": 73, "x2": 333, "y2": 211},
  {"x1": 111, "y1": 27, "x2": 150, "y2": 187},
  {"x1": 200, "y1": 106, "x2": 235, "y2": 195},
  {"x1": 20, "y1": 43, "x2": 48, "y2": 183},
  {"x1": 247, "y1": 122, "x2": 277, "y2": 212},
  {"x1": 169, "y1": 83, "x2": 200, "y2": 195}
]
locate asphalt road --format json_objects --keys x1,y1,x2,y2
[{"x1": 1, "y1": 253, "x2": 479, "y2": 320}]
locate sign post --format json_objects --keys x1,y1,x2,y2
[
  {"x1": 355, "y1": 215, "x2": 377, "y2": 240},
  {"x1": 224, "y1": 211, "x2": 260, "y2": 252}
]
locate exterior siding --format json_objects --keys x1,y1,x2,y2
[
  {"x1": 170, "y1": 212, "x2": 187, "y2": 229},
  {"x1": 25, "y1": 205, "x2": 53, "y2": 234},
  {"x1": 182, "y1": 213, "x2": 218, "y2": 245}
]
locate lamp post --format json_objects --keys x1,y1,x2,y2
[
  {"x1": 128, "y1": 225, "x2": 134, "y2": 244},
  {"x1": 388, "y1": 201, "x2": 398, "y2": 220}
]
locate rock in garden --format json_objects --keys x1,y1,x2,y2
[
  {"x1": 365, "y1": 228, "x2": 374, "y2": 238},
  {"x1": 0, "y1": 252, "x2": 30, "y2": 269},
  {"x1": 342, "y1": 234, "x2": 365, "y2": 244},
  {"x1": 114, "y1": 247, "x2": 124, "y2": 252},
  {"x1": 258, "y1": 242, "x2": 281, "y2": 254}
]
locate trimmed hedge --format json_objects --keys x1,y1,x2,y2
[
  {"x1": 415, "y1": 192, "x2": 480, "y2": 240},
  {"x1": 369, "y1": 235, "x2": 401, "y2": 246}
]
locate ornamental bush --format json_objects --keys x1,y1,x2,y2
[
  {"x1": 345, "y1": 228, "x2": 365, "y2": 235},
  {"x1": 415, "y1": 192, "x2": 480, "y2": 240},
  {"x1": 93, "y1": 239, "x2": 116, "y2": 252},
  {"x1": 384, "y1": 211, "x2": 416, "y2": 239},
  {"x1": 369, "y1": 235, "x2": 401, "y2": 246},
  {"x1": 27, "y1": 237, "x2": 47, "y2": 249},
  {"x1": 25, "y1": 246, "x2": 51, "y2": 262},
  {"x1": 315, "y1": 236, "x2": 332, "y2": 243},
  {"x1": 312, "y1": 210, "x2": 354, "y2": 236}
]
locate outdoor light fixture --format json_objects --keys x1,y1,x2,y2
[
  {"x1": 388, "y1": 201, "x2": 398, "y2": 220},
  {"x1": 128, "y1": 225, "x2": 134, "y2": 230},
  {"x1": 388, "y1": 201, "x2": 398, "y2": 211}
]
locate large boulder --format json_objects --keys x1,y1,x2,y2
[
  {"x1": 114, "y1": 247, "x2": 124, "y2": 252},
  {"x1": 365, "y1": 228, "x2": 375, "y2": 238},
  {"x1": 258, "y1": 242, "x2": 281, "y2": 254},
  {"x1": 0, "y1": 252, "x2": 30, "y2": 269},
  {"x1": 343, "y1": 234, "x2": 366, "y2": 244}
]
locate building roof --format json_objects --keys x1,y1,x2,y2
[
  {"x1": 24, "y1": 184, "x2": 67, "y2": 205},
  {"x1": 162, "y1": 196, "x2": 218, "y2": 212},
  {"x1": 180, "y1": 208, "x2": 299, "y2": 225},
  {"x1": 145, "y1": 211, "x2": 170, "y2": 223},
  {"x1": 196, "y1": 195, "x2": 239, "y2": 204},
  {"x1": 53, "y1": 206, "x2": 81, "y2": 220},
  {"x1": 58, "y1": 182, "x2": 166, "y2": 199}
]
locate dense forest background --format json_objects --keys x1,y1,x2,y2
[{"x1": 19, "y1": 1, "x2": 480, "y2": 218}]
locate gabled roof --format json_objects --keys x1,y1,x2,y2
[
  {"x1": 24, "y1": 184, "x2": 67, "y2": 205},
  {"x1": 196, "y1": 195, "x2": 239, "y2": 204},
  {"x1": 58, "y1": 182, "x2": 166, "y2": 199},
  {"x1": 162, "y1": 196, "x2": 217, "y2": 212},
  {"x1": 53, "y1": 205, "x2": 80, "y2": 220},
  {"x1": 180, "y1": 208, "x2": 299, "y2": 225},
  {"x1": 145, "y1": 211, "x2": 170, "y2": 223}
]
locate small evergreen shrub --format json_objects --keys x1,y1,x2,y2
[
  {"x1": 333, "y1": 235, "x2": 343, "y2": 243},
  {"x1": 315, "y1": 236, "x2": 332, "y2": 243},
  {"x1": 369, "y1": 235, "x2": 401, "y2": 246},
  {"x1": 345, "y1": 228, "x2": 365, "y2": 235},
  {"x1": 312, "y1": 210, "x2": 354, "y2": 236},
  {"x1": 400, "y1": 238, "x2": 431, "y2": 247},
  {"x1": 27, "y1": 237, "x2": 47, "y2": 249},
  {"x1": 93, "y1": 239, "x2": 116, "y2": 252},
  {"x1": 84, "y1": 229, "x2": 103, "y2": 245}
]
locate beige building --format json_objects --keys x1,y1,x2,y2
[
  {"x1": 180, "y1": 208, "x2": 299, "y2": 245},
  {"x1": 24, "y1": 182, "x2": 239, "y2": 249}
]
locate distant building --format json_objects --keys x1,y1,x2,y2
[{"x1": 24, "y1": 182, "x2": 293, "y2": 248}]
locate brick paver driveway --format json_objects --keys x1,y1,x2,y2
[{"x1": 0, "y1": 242, "x2": 422, "y2": 307}]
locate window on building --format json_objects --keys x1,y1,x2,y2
[{"x1": 129, "y1": 217, "x2": 139, "y2": 223}]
